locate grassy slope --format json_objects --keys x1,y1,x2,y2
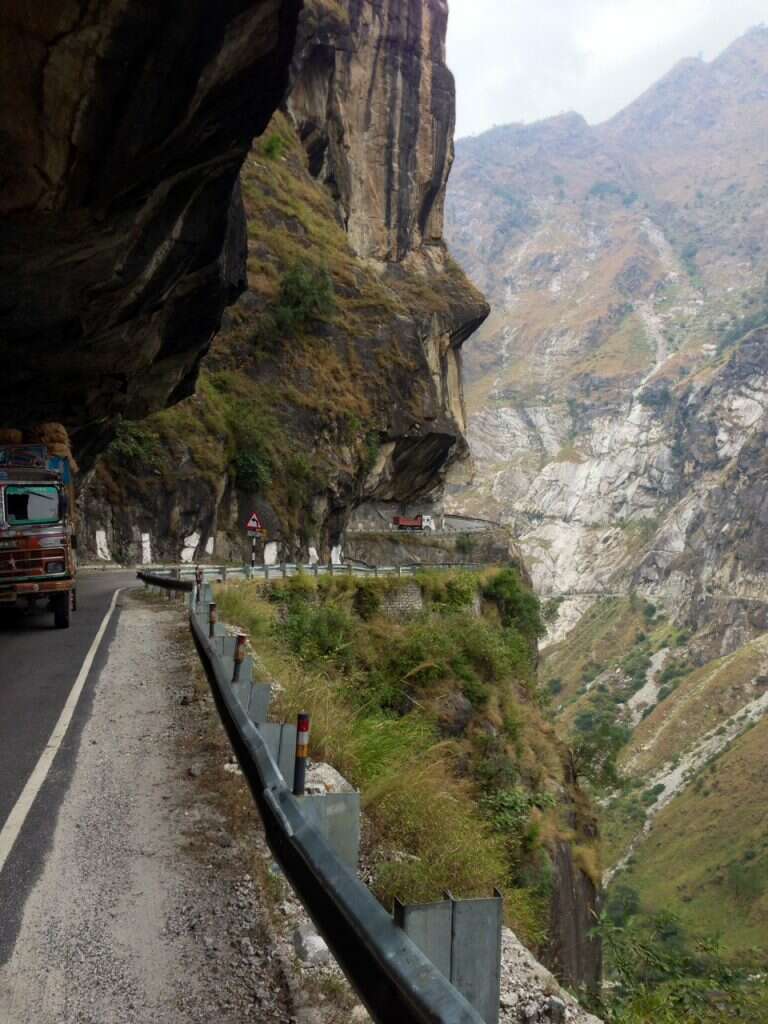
[
  {"x1": 623, "y1": 636, "x2": 767, "y2": 775},
  {"x1": 545, "y1": 595, "x2": 768, "y2": 958},
  {"x1": 542, "y1": 597, "x2": 650, "y2": 708},
  {"x1": 215, "y1": 569, "x2": 598, "y2": 953},
  {"x1": 617, "y1": 714, "x2": 768, "y2": 959}
]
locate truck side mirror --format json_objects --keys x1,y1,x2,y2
[
  {"x1": 71, "y1": 533, "x2": 78, "y2": 551},
  {"x1": 59, "y1": 491, "x2": 69, "y2": 519}
]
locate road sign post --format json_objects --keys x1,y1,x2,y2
[{"x1": 246, "y1": 512, "x2": 266, "y2": 569}]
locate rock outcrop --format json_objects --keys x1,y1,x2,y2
[
  {"x1": 0, "y1": 0, "x2": 301, "y2": 462},
  {"x1": 83, "y1": 0, "x2": 488, "y2": 565},
  {"x1": 289, "y1": 0, "x2": 454, "y2": 262}
]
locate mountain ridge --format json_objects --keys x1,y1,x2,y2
[{"x1": 445, "y1": 25, "x2": 768, "y2": 961}]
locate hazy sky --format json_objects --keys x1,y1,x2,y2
[{"x1": 447, "y1": 0, "x2": 767, "y2": 138}]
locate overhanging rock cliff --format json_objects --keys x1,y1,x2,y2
[
  {"x1": 0, "y1": 0, "x2": 300, "y2": 463},
  {"x1": 84, "y1": 0, "x2": 489, "y2": 565}
]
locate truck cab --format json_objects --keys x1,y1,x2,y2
[{"x1": 0, "y1": 449, "x2": 76, "y2": 628}]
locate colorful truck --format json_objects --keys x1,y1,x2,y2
[
  {"x1": 391, "y1": 514, "x2": 436, "y2": 532},
  {"x1": 0, "y1": 445, "x2": 77, "y2": 628}
]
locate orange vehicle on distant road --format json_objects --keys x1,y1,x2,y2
[{"x1": 0, "y1": 445, "x2": 76, "y2": 628}]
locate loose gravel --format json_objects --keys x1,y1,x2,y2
[{"x1": 0, "y1": 592, "x2": 293, "y2": 1024}]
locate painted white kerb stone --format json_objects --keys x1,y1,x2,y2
[
  {"x1": 95, "y1": 529, "x2": 111, "y2": 562},
  {"x1": 181, "y1": 531, "x2": 200, "y2": 564},
  {"x1": 264, "y1": 542, "x2": 278, "y2": 566},
  {"x1": 141, "y1": 533, "x2": 152, "y2": 565}
]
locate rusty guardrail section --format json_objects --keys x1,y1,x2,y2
[{"x1": 137, "y1": 571, "x2": 485, "y2": 1024}]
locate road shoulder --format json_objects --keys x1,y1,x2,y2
[{"x1": 0, "y1": 591, "x2": 293, "y2": 1023}]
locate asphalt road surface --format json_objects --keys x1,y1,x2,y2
[{"x1": 0, "y1": 569, "x2": 138, "y2": 964}]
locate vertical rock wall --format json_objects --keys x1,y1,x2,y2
[{"x1": 289, "y1": 0, "x2": 454, "y2": 262}]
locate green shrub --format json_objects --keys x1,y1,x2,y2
[
  {"x1": 456, "y1": 532, "x2": 476, "y2": 556},
  {"x1": 483, "y1": 568, "x2": 544, "y2": 641},
  {"x1": 543, "y1": 596, "x2": 564, "y2": 623},
  {"x1": 353, "y1": 582, "x2": 381, "y2": 621},
  {"x1": 261, "y1": 133, "x2": 286, "y2": 159},
  {"x1": 606, "y1": 884, "x2": 640, "y2": 927},
  {"x1": 280, "y1": 602, "x2": 356, "y2": 667},
  {"x1": 638, "y1": 385, "x2": 672, "y2": 410},
  {"x1": 106, "y1": 418, "x2": 164, "y2": 468},
  {"x1": 270, "y1": 263, "x2": 336, "y2": 335},
  {"x1": 234, "y1": 450, "x2": 272, "y2": 492},
  {"x1": 362, "y1": 431, "x2": 381, "y2": 473}
]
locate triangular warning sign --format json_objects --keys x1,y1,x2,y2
[{"x1": 246, "y1": 512, "x2": 263, "y2": 531}]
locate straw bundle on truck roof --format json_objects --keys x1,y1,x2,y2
[
  {"x1": 28, "y1": 422, "x2": 70, "y2": 445},
  {"x1": 0, "y1": 429, "x2": 23, "y2": 444},
  {"x1": 27, "y1": 423, "x2": 79, "y2": 473}
]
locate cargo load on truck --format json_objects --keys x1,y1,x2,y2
[{"x1": 0, "y1": 424, "x2": 78, "y2": 628}]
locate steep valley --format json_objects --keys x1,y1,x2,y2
[
  {"x1": 6, "y1": 3, "x2": 768, "y2": 1019},
  {"x1": 446, "y1": 24, "x2": 768, "y2": 977},
  {"x1": 0, "y1": 0, "x2": 610, "y2": 1007}
]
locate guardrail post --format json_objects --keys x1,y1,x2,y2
[
  {"x1": 394, "y1": 890, "x2": 503, "y2": 1024},
  {"x1": 282, "y1": 562, "x2": 287, "y2": 579},
  {"x1": 329, "y1": 561, "x2": 334, "y2": 577},
  {"x1": 263, "y1": 565, "x2": 268, "y2": 581},
  {"x1": 398, "y1": 565, "x2": 403, "y2": 577},
  {"x1": 232, "y1": 633, "x2": 247, "y2": 682},
  {"x1": 221, "y1": 566, "x2": 228, "y2": 582},
  {"x1": 293, "y1": 712, "x2": 310, "y2": 796},
  {"x1": 209, "y1": 602, "x2": 217, "y2": 639},
  {"x1": 313, "y1": 563, "x2": 319, "y2": 578}
]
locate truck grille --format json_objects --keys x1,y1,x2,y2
[{"x1": 0, "y1": 547, "x2": 66, "y2": 578}]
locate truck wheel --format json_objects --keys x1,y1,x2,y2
[{"x1": 53, "y1": 592, "x2": 71, "y2": 629}]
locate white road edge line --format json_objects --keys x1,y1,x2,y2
[{"x1": 0, "y1": 587, "x2": 123, "y2": 875}]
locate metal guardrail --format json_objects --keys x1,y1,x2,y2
[
  {"x1": 136, "y1": 570, "x2": 194, "y2": 592},
  {"x1": 139, "y1": 562, "x2": 490, "y2": 584},
  {"x1": 138, "y1": 571, "x2": 486, "y2": 1024}
]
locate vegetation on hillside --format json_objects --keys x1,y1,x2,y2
[
  {"x1": 215, "y1": 568, "x2": 595, "y2": 951},
  {"x1": 590, "y1": 909, "x2": 768, "y2": 1024}
]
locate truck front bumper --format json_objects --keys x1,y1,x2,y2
[{"x1": 0, "y1": 579, "x2": 73, "y2": 602}]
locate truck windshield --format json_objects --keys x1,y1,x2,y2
[{"x1": 5, "y1": 486, "x2": 60, "y2": 526}]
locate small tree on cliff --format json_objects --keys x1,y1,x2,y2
[{"x1": 271, "y1": 263, "x2": 336, "y2": 335}]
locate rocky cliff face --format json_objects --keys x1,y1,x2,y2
[
  {"x1": 289, "y1": 0, "x2": 454, "y2": 262},
  {"x1": 0, "y1": 0, "x2": 300, "y2": 463},
  {"x1": 83, "y1": 0, "x2": 488, "y2": 565},
  {"x1": 446, "y1": 25, "x2": 768, "y2": 649},
  {"x1": 445, "y1": 25, "x2": 768, "y2": 958}
]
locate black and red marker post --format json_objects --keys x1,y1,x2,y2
[
  {"x1": 194, "y1": 564, "x2": 203, "y2": 606},
  {"x1": 293, "y1": 712, "x2": 310, "y2": 796},
  {"x1": 232, "y1": 633, "x2": 247, "y2": 682},
  {"x1": 209, "y1": 601, "x2": 217, "y2": 639}
]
